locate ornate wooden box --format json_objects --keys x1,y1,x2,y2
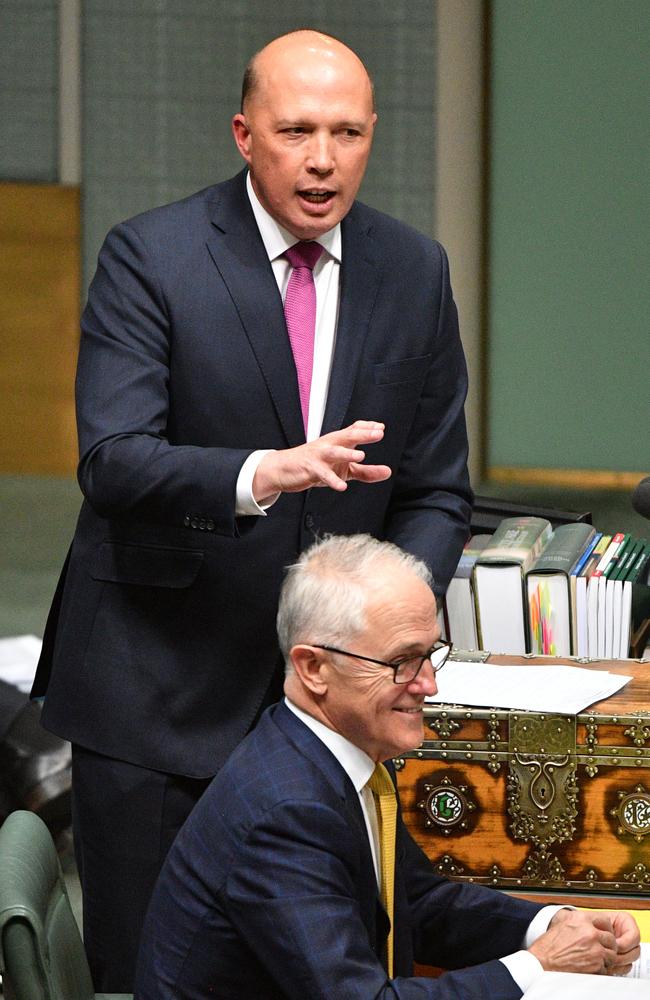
[{"x1": 396, "y1": 654, "x2": 650, "y2": 898}]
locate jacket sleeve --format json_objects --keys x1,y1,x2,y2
[
  {"x1": 400, "y1": 810, "x2": 542, "y2": 972},
  {"x1": 384, "y1": 243, "x2": 473, "y2": 595},
  {"x1": 76, "y1": 221, "x2": 251, "y2": 535}
]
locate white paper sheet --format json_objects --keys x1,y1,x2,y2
[
  {"x1": 426, "y1": 659, "x2": 631, "y2": 715},
  {"x1": 0, "y1": 634, "x2": 43, "y2": 692},
  {"x1": 522, "y1": 969, "x2": 649, "y2": 998},
  {"x1": 627, "y1": 943, "x2": 650, "y2": 980}
]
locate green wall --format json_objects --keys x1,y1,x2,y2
[
  {"x1": 487, "y1": 0, "x2": 649, "y2": 474},
  {"x1": 0, "y1": 0, "x2": 59, "y2": 181},
  {"x1": 82, "y1": 0, "x2": 436, "y2": 288}
]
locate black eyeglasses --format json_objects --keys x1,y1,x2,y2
[{"x1": 311, "y1": 640, "x2": 452, "y2": 684}]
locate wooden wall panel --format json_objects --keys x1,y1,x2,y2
[{"x1": 0, "y1": 183, "x2": 80, "y2": 475}]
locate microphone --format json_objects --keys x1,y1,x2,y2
[{"x1": 632, "y1": 477, "x2": 650, "y2": 521}]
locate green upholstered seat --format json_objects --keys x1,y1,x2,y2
[{"x1": 0, "y1": 809, "x2": 132, "y2": 1000}]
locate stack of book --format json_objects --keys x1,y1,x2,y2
[
  {"x1": 444, "y1": 535, "x2": 491, "y2": 650},
  {"x1": 444, "y1": 517, "x2": 650, "y2": 658},
  {"x1": 581, "y1": 532, "x2": 650, "y2": 659}
]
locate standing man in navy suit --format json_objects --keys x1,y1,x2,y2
[
  {"x1": 34, "y1": 29, "x2": 473, "y2": 990},
  {"x1": 135, "y1": 535, "x2": 640, "y2": 999}
]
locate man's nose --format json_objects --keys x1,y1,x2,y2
[
  {"x1": 410, "y1": 657, "x2": 437, "y2": 697},
  {"x1": 306, "y1": 133, "x2": 334, "y2": 173}
]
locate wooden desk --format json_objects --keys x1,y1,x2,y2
[{"x1": 397, "y1": 655, "x2": 650, "y2": 898}]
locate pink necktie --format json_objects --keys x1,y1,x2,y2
[{"x1": 283, "y1": 241, "x2": 323, "y2": 433}]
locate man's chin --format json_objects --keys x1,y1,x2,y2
[
  {"x1": 385, "y1": 715, "x2": 424, "y2": 756},
  {"x1": 289, "y1": 200, "x2": 344, "y2": 239},
  {"x1": 290, "y1": 220, "x2": 335, "y2": 240},
  {"x1": 397, "y1": 711, "x2": 424, "y2": 737}
]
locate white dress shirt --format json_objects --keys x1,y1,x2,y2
[
  {"x1": 235, "y1": 174, "x2": 342, "y2": 515},
  {"x1": 283, "y1": 697, "x2": 561, "y2": 992}
]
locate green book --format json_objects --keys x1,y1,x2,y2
[
  {"x1": 621, "y1": 541, "x2": 650, "y2": 657},
  {"x1": 612, "y1": 537, "x2": 643, "y2": 582},
  {"x1": 626, "y1": 540, "x2": 650, "y2": 584}
]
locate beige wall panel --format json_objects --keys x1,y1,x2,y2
[
  {"x1": 0, "y1": 392, "x2": 77, "y2": 476},
  {"x1": 0, "y1": 183, "x2": 80, "y2": 475},
  {"x1": 434, "y1": 0, "x2": 485, "y2": 487}
]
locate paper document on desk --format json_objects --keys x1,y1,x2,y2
[
  {"x1": 522, "y1": 967, "x2": 649, "y2": 998},
  {"x1": 628, "y1": 942, "x2": 650, "y2": 979},
  {"x1": 426, "y1": 660, "x2": 631, "y2": 714}
]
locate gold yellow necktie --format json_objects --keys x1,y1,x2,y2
[{"x1": 368, "y1": 762, "x2": 397, "y2": 978}]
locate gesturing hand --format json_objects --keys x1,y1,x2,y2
[{"x1": 253, "y1": 420, "x2": 392, "y2": 502}]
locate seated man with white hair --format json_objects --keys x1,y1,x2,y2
[{"x1": 135, "y1": 534, "x2": 639, "y2": 999}]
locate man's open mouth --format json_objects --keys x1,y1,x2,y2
[{"x1": 299, "y1": 190, "x2": 334, "y2": 204}]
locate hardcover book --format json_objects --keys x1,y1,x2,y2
[
  {"x1": 473, "y1": 516, "x2": 552, "y2": 654},
  {"x1": 445, "y1": 534, "x2": 491, "y2": 651},
  {"x1": 526, "y1": 523, "x2": 597, "y2": 656}
]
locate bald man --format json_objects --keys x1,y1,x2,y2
[{"x1": 33, "y1": 29, "x2": 472, "y2": 991}]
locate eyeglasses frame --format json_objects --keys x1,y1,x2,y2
[{"x1": 309, "y1": 639, "x2": 452, "y2": 684}]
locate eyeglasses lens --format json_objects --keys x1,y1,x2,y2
[
  {"x1": 394, "y1": 644, "x2": 449, "y2": 683},
  {"x1": 429, "y1": 645, "x2": 449, "y2": 672}
]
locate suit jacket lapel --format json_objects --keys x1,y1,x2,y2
[
  {"x1": 272, "y1": 704, "x2": 377, "y2": 880},
  {"x1": 271, "y1": 703, "x2": 388, "y2": 959},
  {"x1": 321, "y1": 206, "x2": 383, "y2": 434},
  {"x1": 205, "y1": 174, "x2": 305, "y2": 447}
]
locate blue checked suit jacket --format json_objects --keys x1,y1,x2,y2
[
  {"x1": 134, "y1": 701, "x2": 542, "y2": 999},
  {"x1": 33, "y1": 170, "x2": 472, "y2": 781}
]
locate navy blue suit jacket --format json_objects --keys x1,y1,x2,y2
[
  {"x1": 135, "y1": 702, "x2": 541, "y2": 999},
  {"x1": 33, "y1": 171, "x2": 472, "y2": 777}
]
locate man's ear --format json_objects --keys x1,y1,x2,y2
[
  {"x1": 231, "y1": 114, "x2": 252, "y2": 163},
  {"x1": 290, "y1": 645, "x2": 329, "y2": 696}
]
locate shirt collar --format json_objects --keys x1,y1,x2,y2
[
  {"x1": 246, "y1": 172, "x2": 342, "y2": 264},
  {"x1": 284, "y1": 697, "x2": 374, "y2": 794}
]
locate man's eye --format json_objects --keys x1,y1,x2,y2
[{"x1": 390, "y1": 656, "x2": 417, "y2": 670}]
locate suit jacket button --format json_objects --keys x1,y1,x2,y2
[
  {"x1": 190, "y1": 517, "x2": 199, "y2": 529},
  {"x1": 198, "y1": 518, "x2": 206, "y2": 530},
  {"x1": 206, "y1": 520, "x2": 215, "y2": 531},
  {"x1": 183, "y1": 515, "x2": 191, "y2": 528},
  {"x1": 304, "y1": 513, "x2": 315, "y2": 530}
]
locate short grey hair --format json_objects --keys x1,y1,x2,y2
[{"x1": 277, "y1": 534, "x2": 432, "y2": 673}]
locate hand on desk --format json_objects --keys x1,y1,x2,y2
[
  {"x1": 604, "y1": 910, "x2": 642, "y2": 976},
  {"x1": 529, "y1": 909, "x2": 640, "y2": 976},
  {"x1": 253, "y1": 420, "x2": 392, "y2": 501}
]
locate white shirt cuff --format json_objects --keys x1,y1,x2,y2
[
  {"x1": 524, "y1": 905, "x2": 574, "y2": 948},
  {"x1": 235, "y1": 450, "x2": 280, "y2": 516},
  {"x1": 500, "y1": 951, "x2": 544, "y2": 993},
  {"x1": 499, "y1": 904, "x2": 574, "y2": 993}
]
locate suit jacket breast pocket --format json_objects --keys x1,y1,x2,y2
[
  {"x1": 91, "y1": 541, "x2": 204, "y2": 589},
  {"x1": 373, "y1": 354, "x2": 432, "y2": 387}
]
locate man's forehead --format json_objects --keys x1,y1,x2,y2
[{"x1": 250, "y1": 32, "x2": 372, "y2": 102}]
